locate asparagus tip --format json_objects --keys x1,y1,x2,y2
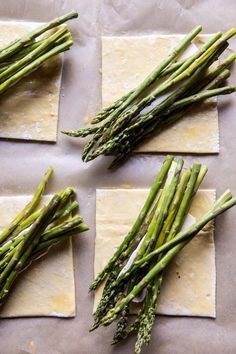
[{"x1": 89, "y1": 323, "x2": 99, "y2": 332}]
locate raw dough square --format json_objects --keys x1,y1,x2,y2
[
  {"x1": 101, "y1": 35, "x2": 219, "y2": 153},
  {"x1": 0, "y1": 195, "x2": 75, "y2": 318},
  {"x1": 94, "y1": 188, "x2": 216, "y2": 318},
  {"x1": 0, "y1": 21, "x2": 63, "y2": 142}
]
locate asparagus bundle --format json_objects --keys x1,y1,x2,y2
[
  {"x1": 0, "y1": 11, "x2": 78, "y2": 96},
  {"x1": 0, "y1": 167, "x2": 88, "y2": 307},
  {"x1": 63, "y1": 26, "x2": 236, "y2": 168},
  {"x1": 90, "y1": 156, "x2": 236, "y2": 353}
]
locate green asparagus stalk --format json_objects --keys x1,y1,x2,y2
[
  {"x1": 0, "y1": 249, "x2": 14, "y2": 271},
  {"x1": 62, "y1": 126, "x2": 99, "y2": 138},
  {"x1": 0, "y1": 167, "x2": 53, "y2": 244},
  {"x1": 41, "y1": 215, "x2": 82, "y2": 240},
  {"x1": 165, "y1": 85, "x2": 236, "y2": 114},
  {"x1": 91, "y1": 91, "x2": 135, "y2": 125},
  {"x1": 155, "y1": 169, "x2": 191, "y2": 247},
  {"x1": 135, "y1": 276, "x2": 161, "y2": 353},
  {"x1": 165, "y1": 163, "x2": 201, "y2": 242},
  {"x1": 35, "y1": 222, "x2": 89, "y2": 254}
]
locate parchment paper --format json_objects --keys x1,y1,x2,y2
[{"x1": 0, "y1": 1, "x2": 235, "y2": 354}]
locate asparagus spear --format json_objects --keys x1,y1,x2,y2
[
  {"x1": 91, "y1": 91, "x2": 135, "y2": 125},
  {"x1": 34, "y1": 222, "x2": 89, "y2": 255},
  {"x1": 165, "y1": 164, "x2": 202, "y2": 242},
  {"x1": 156, "y1": 169, "x2": 191, "y2": 246},
  {"x1": 135, "y1": 275, "x2": 161, "y2": 353},
  {"x1": 0, "y1": 167, "x2": 53, "y2": 244}
]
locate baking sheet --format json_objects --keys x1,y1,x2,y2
[{"x1": 0, "y1": 0, "x2": 236, "y2": 354}]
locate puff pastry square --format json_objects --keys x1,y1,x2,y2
[
  {"x1": 94, "y1": 188, "x2": 216, "y2": 318},
  {"x1": 0, "y1": 21, "x2": 63, "y2": 142},
  {"x1": 0, "y1": 195, "x2": 75, "y2": 318},
  {"x1": 101, "y1": 35, "x2": 219, "y2": 153}
]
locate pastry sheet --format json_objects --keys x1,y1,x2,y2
[
  {"x1": 95, "y1": 188, "x2": 216, "y2": 317},
  {"x1": 0, "y1": 195, "x2": 75, "y2": 318},
  {"x1": 0, "y1": 21, "x2": 63, "y2": 142},
  {"x1": 102, "y1": 35, "x2": 219, "y2": 154}
]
